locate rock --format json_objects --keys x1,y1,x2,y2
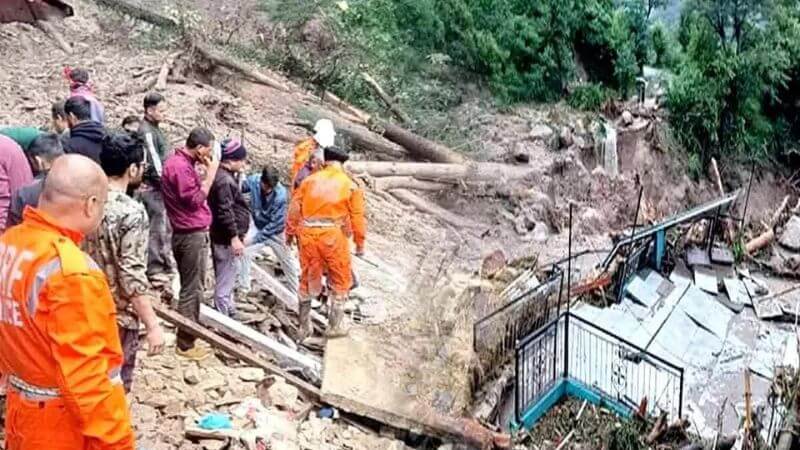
[
  {"x1": 236, "y1": 367, "x2": 266, "y2": 383},
  {"x1": 199, "y1": 439, "x2": 227, "y2": 450},
  {"x1": 137, "y1": 391, "x2": 172, "y2": 409},
  {"x1": 530, "y1": 124, "x2": 558, "y2": 151},
  {"x1": 530, "y1": 124, "x2": 554, "y2": 141},
  {"x1": 621, "y1": 110, "x2": 634, "y2": 126},
  {"x1": 267, "y1": 377, "x2": 299, "y2": 411},
  {"x1": 131, "y1": 403, "x2": 159, "y2": 427},
  {"x1": 779, "y1": 215, "x2": 800, "y2": 251},
  {"x1": 183, "y1": 364, "x2": 200, "y2": 385},
  {"x1": 197, "y1": 370, "x2": 226, "y2": 391},
  {"x1": 559, "y1": 126, "x2": 574, "y2": 148},
  {"x1": 481, "y1": 249, "x2": 506, "y2": 278}
]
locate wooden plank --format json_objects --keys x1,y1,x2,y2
[
  {"x1": 152, "y1": 303, "x2": 321, "y2": 401},
  {"x1": 199, "y1": 304, "x2": 322, "y2": 380}
]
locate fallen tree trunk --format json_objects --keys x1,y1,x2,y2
[
  {"x1": 361, "y1": 72, "x2": 411, "y2": 124},
  {"x1": 248, "y1": 259, "x2": 328, "y2": 327},
  {"x1": 94, "y1": 0, "x2": 177, "y2": 27},
  {"x1": 156, "y1": 51, "x2": 182, "y2": 91},
  {"x1": 391, "y1": 189, "x2": 484, "y2": 229},
  {"x1": 198, "y1": 304, "x2": 322, "y2": 382},
  {"x1": 381, "y1": 123, "x2": 466, "y2": 164},
  {"x1": 153, "y1": 303, "x2": 321, "y2": 401},
  {"x1": 35, "y1": 20, "x2": 71, "y2": 53},
  {"x1": 346, "y1": 161, "x2": 536, "y2": 184},
  {"x1": 195, "y1": 44, "x2": 289, "y2": 92},
  {"x1": 373, "y1": 176, "x2": 451, "y2": 192},
  {"x1": 297, "y1": 108, "x2": 406, "y2": 159},
  {"x1": 321, "y1": 92, "x2": 371, "y2": 124}
]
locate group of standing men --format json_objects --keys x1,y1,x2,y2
[{"x1": 0, "y1": 67, "x2": 367, "y2": 448}]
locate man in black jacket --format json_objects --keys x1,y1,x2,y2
[
  {"x1": 138, "y1": 92, "x2": 176, "y2": 304},
  {"x1": 208, "y1": 138, "x2": 250, "y2": 317},
  {"x1": 63, "y1": 96, "x2": 105, "y2": 162}
]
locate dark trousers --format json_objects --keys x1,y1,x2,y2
[
  {"x1": 172, "y1": 231, "x2": 209, "y2": 351},
  {"x1": 117, "y1": 325, "x2": 139, "y2": 393},
  {"x1": 141, "y1": 189, "x2": 176, "y2": 300}
]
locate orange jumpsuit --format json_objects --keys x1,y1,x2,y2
[
  {"x1": 290, "y1": 137, "x2": 318, "y2": 190},
  {"x1": 287, "y1": 163, "x2": 366, "y2": 298},
  {"x1": 0, "y1": 207, "x2": 135, "y2": 450}
]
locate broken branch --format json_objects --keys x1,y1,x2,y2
[
  {"x1": 361, "y1": 72, "x2": 411, "y2": 124},
  {"x1": 35, "y1": 20, "x2": 71, "y2": 54},
  {"x1": 195, "y1": 44, "x2": 289, "y2": 92}
]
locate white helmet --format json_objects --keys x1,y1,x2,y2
[{"x1": 313, "y1": 119, "x2": 336, "y2": 148}]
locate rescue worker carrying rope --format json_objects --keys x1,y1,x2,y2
[
  {"x1": 287, "y1": 146, "x2": 365, "y2": 338},
  {"x1": 0, "y1": 154, "x2": 135, "y2": 449}
]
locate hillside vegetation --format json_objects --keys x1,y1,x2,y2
[{"x1": 255, "y1": 0, "x2": 800, "y2": 170}]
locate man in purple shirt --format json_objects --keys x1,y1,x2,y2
[
  {"x1": 161, "y1": 127, "x2": 219, "y2": 360},
  {"x1": 0, "y1": 135, "x2": 34, "y2": 234}
]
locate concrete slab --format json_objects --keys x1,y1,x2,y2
[
  {"x1": 723, "y1": 278, "x2": 751, "y2": 306},
  {"x1": 694, "y1": 266, "x2": 719, "y2": 294},
  {"x1": 687, "y1": 247, "x2": 711, "y2": 267}
]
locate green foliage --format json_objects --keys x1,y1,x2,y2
[
  {"x1": 667, "y1": 0, "x2": 800, "y2": 167},
  {"x1": 649, "y1": 21, "x2": 680, "y2": 68},
  {"x1": 568, "y1": 83, "x2": 613, "y2": 110}
]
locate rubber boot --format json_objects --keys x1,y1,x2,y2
[
  {"x1": 325, "y1": 300, "x2": 350, "y2": 338},
  {"x1": 297, "y1": 299, "x2": 312, "y2": 341}
]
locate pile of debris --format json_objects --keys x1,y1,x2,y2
[{"x1": 519, "y1": 397, "x2": 709, "y2": 450}]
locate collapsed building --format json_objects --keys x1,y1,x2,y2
[{"x1": 471, "y1": 181, "x2": 800, "y2": 449}]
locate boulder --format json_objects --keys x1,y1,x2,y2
[
  {"x1": 621, "y1": 110, "x2": 634, "y2": 126},
  {"x1": 481, "y1": 250, "x2": 507, "y2": 278},
  {"x1": 779, "y1": 215, "x2": 800, "y2": 251},
  {"x1": 529, "y1": 124, "x2": 558, "y2": 150},
  {"x1": 559, "y1": 126, "x2": 574, "y2": 148},
  {"x1": 267, "y1": 377, "x2": 299, "y2": 411},
  {"x1": 183, "y1": 364, "x2": 200, "y2": 385}
]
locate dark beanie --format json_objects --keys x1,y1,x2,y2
[
  {"x1": 221, "y1": 138, "x2": 247, "y2": 161},
  {"x1": 323, "y1": 146, "x2": 349, "y2": 163}
]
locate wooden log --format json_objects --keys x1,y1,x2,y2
[
  {"x1": 373, "y1": 176, "x2": 451, "y2": 192},
  {"x1": 152, "y1": 303, "x2": 322, "y2": 400},
  {"x1": 770, "y1": 195, "x2": 791, "y2": 228},
  {"x1": 361, "y1": 72, "x2": 411, "y2": 124},
  {"x1": 381, "y1": 123, "x2": 466, "y2": 164},
  {"x1": 345, "y1": 161, "x2": 536, "y2": 184},
  {"x1": 156, "y1": 51, "x2": 182, "y2": 91},
  {"x1": 298, "y1": 106, "x2": 406, "y2": 159},
  {"x1": 195, "y1": 44, "x2": 289, "y2": 92},
  {"x1": 321, "y1": 91, "x2": 371, "y2": 124},
  {"x1": 710, "y1": 158, "x2": 725, "y2": 196},
  {"x1": 745, "y1": 229, "x2": 775, "y2": 255},
  {"x1": 198, "y1": 304, "x2": 322, "y2": 380},
  {"x1": 35, "y1": 20, "x2": 71, "y2": 53},
  {"x1": 94, "y1": 0, "x2": 178, "y2": 28},
  {"x1": 390, "y1": 189, "x2": 484, "y2": 229}
]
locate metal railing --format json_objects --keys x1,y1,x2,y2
[
  {"x1": 474, "y1": 268, "x2": 563, "y2": 372},
  {"x1": 515, "y1": 312, "x2": 684, "y2": 423}
]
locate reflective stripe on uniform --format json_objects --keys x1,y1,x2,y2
[
  {"x1": 27, "y1": 258, "x2": 61, "y2": 316},
  {"x1": 303, "y1": 219, "x2": 337, "y2": 228},
  {"x1": 8, "y1": 375, "x2": 60, "y2": 399}
]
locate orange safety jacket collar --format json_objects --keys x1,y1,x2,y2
[{"x1": 21, "y1": 206, "x2": 84, "y2": 245}]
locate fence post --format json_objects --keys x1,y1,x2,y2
[{"x1": 564, "y1": 204, "x2": 573, "y2": 379}]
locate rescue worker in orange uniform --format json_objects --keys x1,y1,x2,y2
[
  {"x1": 290, "y1": 119, "x2": 335, "y2": 189},
  {"x1": 287, "y1": 146, "x2": 365, "y2": 338},
  {"x1": 0, "y1": 154, "x2": 135, "y2": 450}
]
